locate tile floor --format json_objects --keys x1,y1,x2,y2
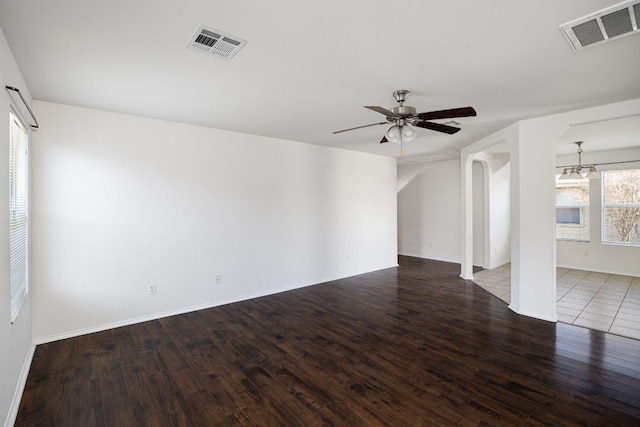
[{"x1": 472, "y1": 264, "x2": 640, "y2": 341}]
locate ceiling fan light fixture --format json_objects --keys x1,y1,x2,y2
[
  {"x1": 386, "y1": 125, "x2": 402, "y2": 144},
  {"x1": 386, "y1": 124, "x2": 417, "y2": 144},
  {"x1": 401, "y1": 125, "x2": 417, "y2": 142}
]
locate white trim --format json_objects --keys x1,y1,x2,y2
[
  {"x1": 4, "y1": 342, "x2": 36, "y2": 427},
  {"x1": 33, "y1": 265, "x2": 398, "y2": 344},
  {"x1": 508, "y1": 303, "x2": 558, "y2": 323},
  {"x1": 556, "y1": 262, "x2": 640, "y2": 278},
  {"x1": 397, "y1": 252, "x2": 461, "y2": 265}
]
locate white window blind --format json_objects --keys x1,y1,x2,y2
[{"x1": 9, "y1": 109, "x2": 29, "y2": 323}]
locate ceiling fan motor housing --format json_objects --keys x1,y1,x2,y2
[{"x1": 391, "y1": 105, "x2": 417, "y2": 118}]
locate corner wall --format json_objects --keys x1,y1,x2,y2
[
  {"x1": 398, "y1": 159, "x2": 461, "y2": 263},
  {"x1": 0, "y1": 26, "x2": 35, "y2": 427},
  {"x1": 30, "y1": 101, "x2": 398, "y2": 341},
  {"x1": 397, "y1": 155, "x2": 511, "y2": 268},
  {"x1": 487, "y1": 156, "x2": 511, "y2": 269}
]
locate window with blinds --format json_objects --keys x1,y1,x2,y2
[
  {"x1": 555, "y1": 179, "x2": 590, "y2": 241},
  {"x1": 9, "y1": 109, "x2": 29, "y2": 323}
]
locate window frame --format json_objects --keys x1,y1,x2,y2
[{"x1": 601, "y1": 168, "x2": 640, "y2": 247}]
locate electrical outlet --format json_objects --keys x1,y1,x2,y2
[
  {"x1": 215, "y1": 274, "x2": 222, "y2": 285},
  {"x1": 148, "y1": 284, "x2": 157, "y2": 295}
]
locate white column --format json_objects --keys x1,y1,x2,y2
[
  {"x1": 460, "y1": 154, "x2": 474, "y2": 279},
  {"x1": 508, "y1": 119, "x2": 566, "y2": 321}
]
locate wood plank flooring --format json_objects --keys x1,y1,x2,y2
[{"x1": 16, "y1": 256, "x2": 640, "y2": 426}]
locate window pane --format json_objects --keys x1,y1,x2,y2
[
  {"x1": 556, "y1": 180, "x2": 589, "y2": 241},
  {"x1": 602, "y1": 169, "x2": 640, "y2": 245}
]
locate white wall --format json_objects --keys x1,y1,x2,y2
[
  {"x1": 472, "y1": 161, "x2": 485, "y2": 266},
  {"x1": 0, "y1": 26, "x2": 35, "y2": 427},
  {"x1": 31, "y1": 101, "x2": 398, "y2": 341},
  {"x1": 488, "y1": 157, "x2": 511, "y2": 268},
  {"x1": 472, "y1": 153, "x2": 511, "y2": 270},
  {"x1": 397, "y1": 164, "x2": 426, "y2": 194},
  {"x1": 556, "y1": 146, "x2": 640, "y2": 276},
  {"x1": 397, "y1": 155, "x2": 509, "y2": 269},
  {"x1": 398, "y1": 159, "x2": 461, "y2": 263}
]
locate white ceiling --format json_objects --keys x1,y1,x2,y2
[
  {"x1": 557, "y1": 114, "x2": 640, "y2": 154},
  {"x1": 1, "y1": 0, "x2": 639, "y2": 164}
]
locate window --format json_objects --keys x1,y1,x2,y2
[
  {"x1": 556, "y1": 180, "x2": 589, "y2": 241},
  {"x1": 9, "y1": 109, "x2": 29, "y2": 323},
  {"x1": 602, "y1": 169, "x2": 640, "y2": 245},
  {"x1": 556, "y1": 207, "x2": 580, "y2": 225}
]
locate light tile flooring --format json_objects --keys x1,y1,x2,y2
[{"x1": 472, "y1": 264, "x2": 640, "y2": 341}]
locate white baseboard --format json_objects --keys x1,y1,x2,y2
[
  {"x1": 508, "y1": 303, "x2": 558, "y2": 323},
  {"x1": 397, "y1": 252, "x2": 461, "y2": 264},
  {"x1": 34, "y1": 289, "x2": 304, "y2": 344},
  {"x1": 34, "y1": 264, "x2": 399, "y2": 345},
  {"x1": 556, "y1": 262, "x2": 640, "y2": 278},
  {"x1": 4, "y1": 341, "x2": 36, "y2": 427}
]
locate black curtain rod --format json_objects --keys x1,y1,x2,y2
[{"x1": 5, "y1": 85, "x2": 39, "y2": 129}]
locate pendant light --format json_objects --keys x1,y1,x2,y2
[{"x1": 557, "y1": 141, "x2": 599, "y2": 180}]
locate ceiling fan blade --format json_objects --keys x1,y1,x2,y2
[
  {"x1": 333, "y1": 121, "x2": 388, "y2": 134},
  {"x1": 417, "y1": 106, "x2": 477, "y2": 121},
  {"x1": 379, "y1": 135, "x2": 388, "y2": 144},
  {"x1": 364, "y1": 106, "x2": 400, "y2": 118},
  {"x1": 414, "y1": 121, "x2": 461, "y2": 135}
]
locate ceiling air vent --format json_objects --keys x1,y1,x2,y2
[
  {"x1": 187, "y1": 25, "x2": 247, "y2": 60},
  {"x1": 560, "y1": 0, "x2": 640, "y2": 50}
]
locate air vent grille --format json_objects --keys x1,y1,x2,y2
[
  {"x1": 601, "y1": 8, "x2": 634, "y2": 37},
  {"x1": 560, "y1": 0, "x2": 640, "y2": 50},
  {"x1": 187, "y1": 25, "x2": 247, "y2": 60},
  {"x1": 572, "y1": 20, "x2": 605, "y2": 47}
]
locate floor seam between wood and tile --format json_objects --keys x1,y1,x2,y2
[{"x1": 473, "y1": 265, "x2": 640, "y2": 340}]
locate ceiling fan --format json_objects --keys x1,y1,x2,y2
[{"x1": 333, "y1": 90, "x2": 477, "y2": 153}]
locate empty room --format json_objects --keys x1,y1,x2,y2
[{"x1": 1, "y1": 1, "x2": 640, "y2": 426}]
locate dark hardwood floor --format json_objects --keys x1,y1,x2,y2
[{"x1": 16, "y1": 256, "x2": 640, "y2": 426}]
